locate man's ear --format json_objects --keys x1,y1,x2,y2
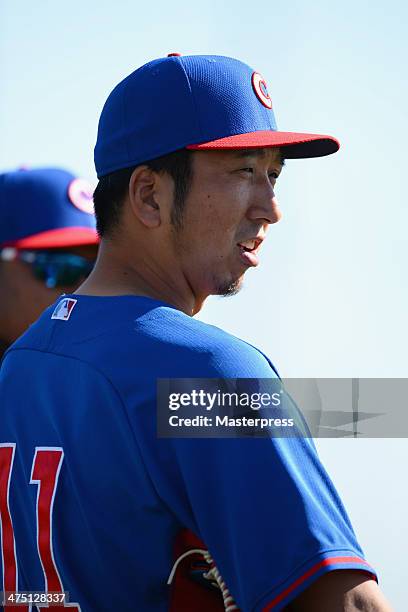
[{"x1": 128, "y1": 166, "x2": 162, "y2": 228}]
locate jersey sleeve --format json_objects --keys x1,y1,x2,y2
[
  {"x1": 125, "y1": 337, "x2": 377, "y2": 611},
  {"x1": 164, "y1": 436, "x2": 376, "y2": 611}
]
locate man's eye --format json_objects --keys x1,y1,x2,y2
[
  {"x1": 269, "y1": 171, "x2": 279, "y2": 180},
  {"x1": 240, "y1": 167, "x2": 253, "y2": 173}
]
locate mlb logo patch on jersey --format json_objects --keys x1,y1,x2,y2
[{"x1": 51, "y1": 298, "x2": 77, "y2": 321}]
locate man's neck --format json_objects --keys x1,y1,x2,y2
[{"x1": 75, "y1": 241, "x2": 206, "y2": 316}]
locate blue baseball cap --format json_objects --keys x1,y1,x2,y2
[
  {"x1": 0, "y1": 167, "x2": 99, "y2": 249},
  {"x1": 94, "y1": 53, "x2": 339, "y2": 178}
]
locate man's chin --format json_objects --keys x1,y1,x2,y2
[{"x1": 215, "y1": 276, "x2": 243, "y2": 298}]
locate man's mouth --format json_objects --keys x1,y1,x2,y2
[{"x1": 237, "y1": 237, "x2": 263, "y2": 267}]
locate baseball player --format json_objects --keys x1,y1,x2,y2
[
  {"x1": 0, "y1": 55, "x2": 392, "y2": 611},
  {"x1": 0, "y1": 167, "x2": 99, "y2": 358}
]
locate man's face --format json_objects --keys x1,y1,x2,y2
[
  {"x1": 172, "y1": 148, "x2": 283, "y2": 301},
  {"x1": 0, "y1": 244, "x2": 98, "y2": 345}
]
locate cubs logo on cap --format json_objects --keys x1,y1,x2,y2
[
  {"x1": 68, "y1": 178, "x2": 95, "y2": 215},
  {"x1": 251, "y1": 72, "x2": 272, "y2": 109},
  {"x1": 51, "y1": 298, "x2": 77, "y2": 321}
]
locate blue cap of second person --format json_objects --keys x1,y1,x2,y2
[
  {"x1": 94, "y1": 53, "x2": 340, "y2": 178},
  {"x1": 0, "y1": 167, "x2": 99, "y2": 249}
]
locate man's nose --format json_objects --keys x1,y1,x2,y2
[{"x1": 248, "y1": 186, "x2": 282, "y2": 225}]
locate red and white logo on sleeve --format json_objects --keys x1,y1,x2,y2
[{"x1": 252, "y1": 72, "x2": 273, "y2": 109}]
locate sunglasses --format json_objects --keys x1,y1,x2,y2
[{"x1": 0, "y1": 248, "x2": 95, "y2": 288}]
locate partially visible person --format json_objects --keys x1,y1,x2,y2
[{"x1": 0, "y1": 167, "x2": 99, "y2": 357}]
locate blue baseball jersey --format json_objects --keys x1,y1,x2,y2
[{"x1": 0, "y1": 295, "x2": 377, "y2": 611}]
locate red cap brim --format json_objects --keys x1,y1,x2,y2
[
  {"x1": 186, "y1": 130, "x2": 340, "y2": 158},
  {"x1": 2, "y1": 227, "x2": 99, "y2": 249}
]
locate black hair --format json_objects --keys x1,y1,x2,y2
[{"x1": 93, "y1": 148, "x2": 193, "y2": 237}]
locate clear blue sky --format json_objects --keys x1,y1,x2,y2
[{"x1": 1, "y1": 0, "x2": 406, "y2": 606}]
